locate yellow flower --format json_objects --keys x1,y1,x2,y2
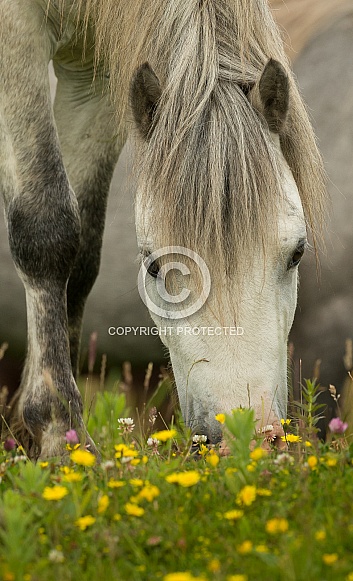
[
  {"x1": 42, "y1": 486, "x2": 69, "y2": 501},
  {"x1": 150, "y1": 429, "x2": 177, "y2": 442},
  {"x1": 322, "y1": 553, "x2": 338, "y2": 566},
  {"x1": 266, "y1": 518, "x2": 289, "y2": 534},
  {"x1": 237, "y1": 540, "x2": 253, "y2": 554},
  {"x1": 63, "y1": 472, "x2": 83, "y2": 483},
  {"x1": 237, "y1": 485, "x2": 257, "y2": 506},
  {"x1": 40, "y1": 462, "x2": 49, "y2": 468},
  {"x1": 114, "y1": 444, "x2": 139, "y2": 459},
  {"x1": 227, "y1": 576, "x2": 248, "y2": 581},
  {"x1": 280, "y1": 434, "x2": 302, "y2": 443},
  {"x1": 250, "y1": 447, "x2": 267, "y2": 461},
  {"x1": 163, "y1": 574, "x2": 197, "y2": 581},
  {"x1": 75, "y1": 515, "x2": 96, "y2": 531},
  {"x1": 166, "y1": 471, "x2": 200, "y2": 487},
  {"x1": 305, "y1": 441, "x2": 312, "y2": 447},
  {"x1": 315, "y1": 530, "x2": 326, "y2": 541},
  {"x1": 256, "y1": 545, "x2": 269, "y2": 553},
  {"x1": 346, "y1": 573, "x2": 353, "y2": 581},
  {"x1": 215, "y1": 413, "x2": 226, "y2": 424},
  {"x1": 108, "y1": 479, "x2": 125, "y2": 488},
  {"x1": 113, "y1": 513, "x2": 121, "y2": 521},
  {"x1": 257, "y1": 488, "x2": 272, "y2": 497},
  {"x1": 97, "y1": 494, "x2": 109, "y2": 514},
  {"x1": 125, "y1": 503, "x2": 145, "y2": 517},
  {"x1": 70, "y1": 449, "x2": 96, "y2": 467},
  {"x1": 130, "y1": 478, "x2": 144, "y2": 487},
  {"x1": 206, "y1": 450, "x2": 220, "y2": 467},
  {"x1": 137, "y1": 484, "x2": 160, "y2": 502},
  {"x1": 208, "y1": 559, "x2": 221, "y2": 573},
  {"x1": 307, "y1": 456, "x2": 318, "y2": 470},
  {"x1": 224, "y1": 509, "x2": 244, "y2": 520},
  {"x1": 325, "y1": 456, "x2": 337, "y2": 467},
  {"x1": 280, "y1": 419, "x2": 291, "y2": 425}
]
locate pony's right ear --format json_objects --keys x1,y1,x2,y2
[{"x1": 130, "y1": 63, "x2": 162, "y2": 140}]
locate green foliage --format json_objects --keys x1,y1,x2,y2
[
  {"x1": 296, "y1": 379, "x2": 326, "y2": 436},
  {"x1": 0, "y1": 396, "x2": 351, "y2": 580}
]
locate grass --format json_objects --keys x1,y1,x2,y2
[{"x1": 0, "y1": 381, "x2": 353, "y2": 581}]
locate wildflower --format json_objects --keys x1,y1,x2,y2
[
  {"x1": 237, "y1": 540, "x2": 253, "y2": 554},
  {"x1": 208, "y1": 559, "x2": 221, "y2": 572},
  {"x1": 138, "y1": 484, "x2": 160, "y2": 502},
  {"x1": 118, "y1": 417, "x2": 135, "y2": 434},
  {"x1": 193, "y1": 434, "x2": 208, "y2": 444},
  {"x1": 48, "y1": 549, "x2": 65, "y2": 563},
  {"x1": 163, "y1": 574, "x2": 197, "y2": 581},
  {"x1": 206, "y1": 450, "x2": 220, "y2": 467},
  {"x1": 325, "y1": 456, "x2": 337, "y2": 467},
  {"x1": 65, "y1": 429, "x2": 79, "y2": 445},
  {"x1": 97, "y1": 494, "x2": 110, "y2": 514},
  {"x1": 346, "y1": 573, "x2": 353, "y2": 581},
  {"x1": 62, "y1": 472, "x2": 83, "y2": 483},
  {"x1": 322, "y1": 553, "x2": 338, "y2": 565},
  {"x1": 113, "y1": 514, "x2": 121, "y2": 521},
  {"x1": 257, "y1": 488, "x2": 272, "y2": 497},
  {"x1": 115, "y1": 443, "x2": 139, "y2": 463},
  {"x1": 166, "y1": 471, "x2": 200, "y2": 487},
  {"x1": 250, "y1": 447, "x2": 267, "y2": 461},
  {"x1": 307, "y1": 456, "x2": 318, "y2": 470},
  {"x1": 101, "y1": 460, "x2": 115, "y2": 470},
  {"x1": 215, "y1": 413, "x2": 225, "y2": 424},
  {"x1": 125, "y1": 503, "x2": 145, "y2": 517},
  {"x1": 328, "y1": 417, "x2": 348, "y2": 434},
  {"x1": 280, "y1": 419, "x2": 291, "y2": 426},
  {"x1": 224, "y1": 509, "x2": 244, "y2": 520},
  {"x1": 227, "y1": 576, "x2": 248, "y2": 581},
  {"x1": 315, "y1": 530, "x2": 326, "y2": 541},
  {"x1": 108, "y1": 479, "x2": 125, "y2": 489},
  {"x1": 40, "y1": 461, "x2": 49, "y2": 468},
  {"x1": 280, "y1": 434, "x2": 302, "y2": 443},
  {"x1": 274, "y1": 453, "x2": 294, "y2": 465},
  {"x1": 75, "y1": 515, "x2": 96, "y2": 531},
  {"x1": 256, "y1": 545, "x2": 269, "y2": 553},
  {"x1": 150, "y1": 429, "x2": 177, "y2": 442},
  {"x1": 4, "y1": 438, "x2": 16, "y2": 452},
  {"x1": 147, "y1": 437, "x2": 160, "y2": 447},
  {"x1": 305, "y1": 441, "x2": 312, "y2": 447},
  {"x1": 42, "y1": 486, "x2": 68, "y2": 501},
  {"x1": 266, "y1": 518, "x2": 289, "y2": 534},
  {"x1": 70, "y1": 449, "x2": 96, "y2": 467},
  {"x1": 237, "y1": 485, "x2": 257, "y2": 506},
  {"x1": 198, "y1": 444, "x2": 209, "y2": 457}
]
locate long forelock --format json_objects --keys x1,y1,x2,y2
[{"x1": 53, "y1": 0, "x2": 327, "y2": 297}]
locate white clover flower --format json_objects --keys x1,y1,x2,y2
[
  {"x1": 101, "y1": 460, "x2": 115, "y2": 471},
  {"x1": 274, "y1": 453, "x2": 295, "y2": 466},
  {"x1": 48, "y1": 549, "x2": 65, "y2": 563},
  {"x1": 117, "y1": 417, "x2": 135, "y2": 433},
  {"x1": 192, "y1": 434, "x2": 208, "y2": 444},
  {"x1": 147, "y1": 437, "x2": 160, "y2": 447}
]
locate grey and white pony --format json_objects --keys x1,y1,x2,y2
[{"x1": 0, "y1": 0, "x2": 325, "y2": 457}]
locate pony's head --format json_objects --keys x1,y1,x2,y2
[{"x1": 130, "y1": 57, "x2": 309, "y2": 442}]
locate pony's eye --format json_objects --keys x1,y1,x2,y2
[
  {"x1": 287, "y1": 242, "x2": 305, "y2": 270},
  {"x1": 147, "y1": 259, "x2": 160, "y2": 278}
]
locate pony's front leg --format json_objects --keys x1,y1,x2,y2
[
  {"x1": 0, "y1": 2, "x2": 95, "y2": 458},
  {"x1": 52, "y1": 55, "x2": 124, "y2": 377}
]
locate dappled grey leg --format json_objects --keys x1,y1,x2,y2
[
  {"x1": 0, "y1": 2, "x2": 95, "y2": 458},
  {"x1": 53, "y1": 54, "x2": 124, "y2": 377}
]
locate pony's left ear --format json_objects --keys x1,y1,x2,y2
[
  {"x1": 130, "y1": 62, "x2": 162, "y2": 140},
  {"x1": 250, "y1": 59, "x2": 289, "y2": 133}
]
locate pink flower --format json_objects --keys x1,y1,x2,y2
[
  {"x1": 65, "y1": 429, "x2": 79, "y2": 445},
  {"x1": 4, "y1": 438, "x2": 16, "y2": 452},
  {"x1": 328, "y1": 417, "x2": 348, "y2": 434}
]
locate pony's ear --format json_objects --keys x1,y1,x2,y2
[
  {"x1": 250, "y1": 59, "x2": 289, "y2": 133},
  {"x1": 130, "y1": 63, "x2": 162, "y2": 140}
]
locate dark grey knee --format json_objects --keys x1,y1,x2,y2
[{"x1": 7, "y1": 179, "x2": 80, "y2": 286}]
